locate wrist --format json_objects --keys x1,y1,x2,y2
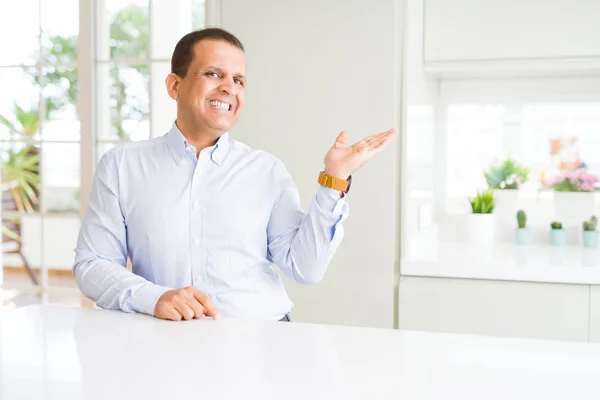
[{"x1": 323, "y1": 167, "x2": 350, "y2": 180}]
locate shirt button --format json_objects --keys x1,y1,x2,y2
[
  {"x1": 185, "y1": 146, "x2": 193, "y2": 152},
  {"x1": 193, "y1": 202, "x2": 200, "y2": 210},
  {"x1": 194, "y1": 239, "x2": 200, "y2": 246},
  {"x1": 196, "y1": 276, "x2": 203, "y2": 283}
]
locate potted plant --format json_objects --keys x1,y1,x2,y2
[
  {"x1": 582, "y1": 216, "x2": 599, "y2": 249},
  {"x1": 515, "y1": 210, "x2": 531, "y2": 245},
  {"x1": 484, "y1": 158, "x2": 529, "y2": 216},
  {"x1": 467, "y1": 190, "x2": 495, "y2": 246},
  {"x1": 551, "y1": 169, "x2": 599, "y2": 219},
  {"x1": 550, "y1": 221, "x2": 566, "y2": 246}
]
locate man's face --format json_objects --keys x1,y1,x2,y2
[{"x1": 174, "y1": 40, "x2": 246, "y2": 134}]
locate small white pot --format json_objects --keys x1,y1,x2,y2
[
  {"x1": 493, "y1": 189, "x2": 519, "y2": 217},
  {"x1": 468, "y1": 214, "x2": 496, "y2": 246}
]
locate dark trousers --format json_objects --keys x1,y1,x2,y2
[{"x1": 279, "y1": 313, "x2": 291, "y2": 322}]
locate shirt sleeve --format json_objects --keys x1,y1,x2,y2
[
  {"x1": 72, "y1": 148, "x2": 171, "y2": 316},
  {"x1": 266, "y1": 161, "x2": 350, "y2": 284}
]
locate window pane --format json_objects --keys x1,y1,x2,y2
[
  {"x1": 149, "y1": 0, "x2": 194, "y2": 59},
  {"x1": 96, "y1": 0, "x2": 149, "y2": 61},
  {"x1": 1, "y1": 143, "x2": 41, "y2": 214},
  {"x1": 97, "y1": 64, "x2": 150, "y2": 141},
  {"x1": 151, "y1": 62, "x2": 176, "y2": 137},
  {"x1": 0, "y1": 0, "x2": 39, "y2": 66},
  {"x1": 192, "y1": 0, "x2": 206, "y2": 31},
  {"x1": 96, "y1": 143, "x2": 117, "y2": 163},
  {"x1": 445, "y1": 102, "x2": 600, "y2": 200},
  {"x1": 42, "y1": 66, "x2": 80, "y2": 141},
  {"x1": 41, "y1": 143, "x2": 79, "y2": 213},
  {"x1": 41, "y1": 0, "x2": 79, "y2": 65},
  {"x1": 446, "y1": 104, "x2": 505, "y2": 198},
  {"x1": 0, "y1": 68, "x2": 41, "y2": 141}
]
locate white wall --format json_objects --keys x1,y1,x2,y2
[
  {"x1": 220, "y1": 0, "x2": 405, "y2": 328},
  {"x1": 404, "y1": 0, "x2": 437, "y2": 238}
]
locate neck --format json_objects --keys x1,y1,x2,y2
[{"x1": 175, "y1": 118, "x2": 222, "y2": 157}]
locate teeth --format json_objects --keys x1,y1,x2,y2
[{"x1": 209, "y1": 100, "x2": 230, "y2": 110}]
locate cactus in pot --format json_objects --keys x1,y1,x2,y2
[
  {"x1": 515, "y1": 209, "x2": 530, "y2": 245},
  {"x1": 550, "y1": 221, "x2": 565, "y2": 246},
  {"x1": 582, "y1": 215, "x2": 599, "y2": 248}
]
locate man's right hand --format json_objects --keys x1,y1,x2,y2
[{"x1": 154, "y1": 286, "x2": 220, "y2": 321}]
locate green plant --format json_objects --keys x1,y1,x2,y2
[
  {"x1": 551, "y1": 221, "x2": 563, "y2": 230},
  {"x1": 468, "y1": 190, "x2": 495, "y2": 214},
  {"x1": 583, "y1": 216, "x2": 598, "y2": 231},
  {"x1": 2, "y1": 146, "x2": 41, "y2": 213},
  {"x1": 484, "y1": 158, "x2": 529, "y2": 190},
  {"x1": 516, "y1": 210, "x2": 526, "y2": 228}
]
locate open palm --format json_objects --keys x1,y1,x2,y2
[{"x1": 324, "y1": 128, "x2": 397, "y2": 179}]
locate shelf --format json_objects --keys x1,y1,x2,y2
[{"x1": 403, "y1": 237, "x2": 600, "y2": 285}]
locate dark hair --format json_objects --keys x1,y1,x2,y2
[{"x1": 171, "y1": 28, "x2": 245, "y2": 78}]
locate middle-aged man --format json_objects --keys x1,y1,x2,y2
[{"x1": 73, "y1": 28, "x2": 396, "y2": 322}]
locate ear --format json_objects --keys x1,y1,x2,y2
[{"x1": 165, "y1": 73, "x2": 181, "y2": 101}]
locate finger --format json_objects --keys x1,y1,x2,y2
[
  {"x1": 185, "y1": 297, "x2": 205, "y2": 319},
  {"x1": 354, "y1": 129, "x2": 394, "y2": 151},
  {"x1": 191, "y1": 288, "x2": 220, "y2": 319},
  {"x1": 173, "y1": 298, "x2": 195, "y2": 321},
  {"x1": 333, "y1": 130, "x2": 348, "y2": 149},
  {"x1": 368, "y1": 136, "x2": 393, "y2": 153},
  {"x1": 159, "y1": 305, "x2": 183, "y2": 321}
]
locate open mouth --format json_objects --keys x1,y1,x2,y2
[{"x1": 208, "y1": 100, "x2": 232, "y2": 112}]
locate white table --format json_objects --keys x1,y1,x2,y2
[{"x1": 2, "y1": 305, "x2": 600, "y2": 399}]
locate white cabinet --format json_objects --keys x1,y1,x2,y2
[
  {"x1": 399, "y1": 276, "x2": 590, "y2": 342},
  {"x1": 424, "y1": 0, "x2": 600, "y2": 64},
  {"x1": 590, "y1": 286, "x2": 600, "y2": 343}
]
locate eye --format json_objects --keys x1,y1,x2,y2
[
  {"x1": 234, "y1": 78, "x2": 245, "y2": 86},
  {"x1": 206, "y1": 71, "x2": 219, "y2": 78}
]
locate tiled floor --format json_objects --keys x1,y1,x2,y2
[{"x1": 2, "y1": 268, "x2": 89, "y2": 310}]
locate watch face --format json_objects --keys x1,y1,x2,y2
[{"x1": 345, "y1": 175, "x2": 352, "y2": 194}]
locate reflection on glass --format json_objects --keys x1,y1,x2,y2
[
  {"x1": 0, "y1": 68, "x2": 42, "y2": 141},
  {"x1": 97, "y1": 64, "x2": 149, "y2": 141},
  {"x1": 0, "y1": 0, "x2": 40, "y2": 66},
  {"x1": 41, "y1": 0, "x2": 79, "y2": 64},
  {"x1": 42, "y1": 143, "x2": 80, "y2": 213},
  {"x1": 97, "y1": 0, "x2": 149, "y2": 60}
]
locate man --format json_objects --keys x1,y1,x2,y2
[{"x1": 73, "y1": 28, "x2": 396, "y2": 322}]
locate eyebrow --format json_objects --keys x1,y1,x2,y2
[{"x1": 205, "y1": 66, "x2": 246, "y2": 81}]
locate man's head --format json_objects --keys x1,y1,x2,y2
[{"x1": 166, "y1": 28, "x2": 246, "y2": 137}]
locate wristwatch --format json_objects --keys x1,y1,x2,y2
[{"x1": 318, "y1": 171, "x2": 352, "y2": 194}]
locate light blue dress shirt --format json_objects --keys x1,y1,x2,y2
[{"x1": 73, "y1": 123, "x2": 349, "y2": 320}]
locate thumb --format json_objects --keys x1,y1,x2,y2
[{"x1": 332, "y1": 130, "x2": 348, "y2": 149}]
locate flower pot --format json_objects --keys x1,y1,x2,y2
[
  {"x1": 554, "y1": 191, "x2": 595, "y2": 220},
  {"x1": 582, "y1": 231, "x2": 599, "y2": 248},
  {"x1": 515, "y1": 228, "x2": 531, "y2": 245},
  {"x1": 493, "y1": 189, "x2": 518, "y2": 217},
  {"x1": 550, "y1": 229, "x2": 566, "y2": 246},
  {"x1": 468, "y1": 214, "x2": 496, "y2": 246}
]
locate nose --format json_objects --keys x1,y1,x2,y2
[{"x1": 218, "y1": 78, "x2": 236, "y2": 95}]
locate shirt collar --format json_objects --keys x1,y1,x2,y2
[{"x1": 166, "y1": 122, "x2": 230, "y2": 166}]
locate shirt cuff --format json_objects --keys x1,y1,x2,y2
[
  {"x1": 128, "y1": 282, "x2": 172, "y2": 316},
  {"x1": 315, "y1": 185, "x2": 345, "y2": 213}
]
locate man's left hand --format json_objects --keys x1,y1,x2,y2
[{"x1": 323, "y1": 128, "x2": 397, "y2": 179}]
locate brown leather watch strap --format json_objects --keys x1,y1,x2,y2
[{"x1": 318, "y1": 171, "x2": 349, "y2": 192}]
